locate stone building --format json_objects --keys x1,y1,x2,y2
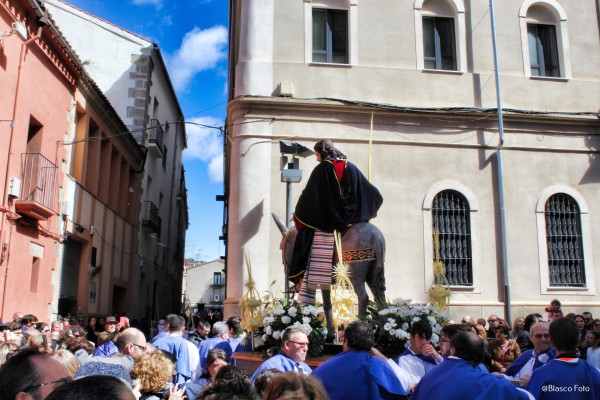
[{"x1": 225, "y1": 0, "x2": 600, "y2": 321}]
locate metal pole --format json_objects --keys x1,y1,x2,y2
[
  {"x1": 490, "y1": 0, "x2": 511, "y2": 324},
  {"x1": 286, "y1": 182, "x2": 293, "y2": 229}
]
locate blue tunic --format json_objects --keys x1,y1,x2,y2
[
  {"x1": 250, "y1": 353, "x2": 312, "y2": 381},
  {"x1": 150, "y1": 331, "x2": 168, "y2": 344},
  {"x1": 197, "y1": 336, "x2": 224, "y2": 371},
  {"x1": 93, "y1": 340, "x2": 119, "y2": 357},
  {"x1": 312, "y1": 350, "x2": 406, "y2": 400},
  {"x1": 154, "y1": 335, "x2": 193, "y2": 384},
  {"x1": 504, "y1": 348, "x2": 556, "y2": 378},
  {"x1": 526, "y1": 358, "x2": 600, "y2": 400},
  {"x1": 411, "y1": 357, "x2": 530, "y2": 400}
]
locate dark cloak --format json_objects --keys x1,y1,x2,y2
[{"x1": 289, "y1": 159, "x2": 383, "y2": 284}]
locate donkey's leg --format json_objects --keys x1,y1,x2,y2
[
  {"x1": 349, "y1": 262, "x2": 370, "y2": 318},
  {"x1": 322, "y1": 289, "x2": 336, "y2": 342}
]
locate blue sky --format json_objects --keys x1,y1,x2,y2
[{"x1": 63, "y1": 0, "x2": 229, "y2": 261}]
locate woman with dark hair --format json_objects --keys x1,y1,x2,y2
[
  {"x1": 85, "y1": 316, "x2": 98, "y2": 345},
  {"x1": 184, "y1": 349, "x2": 228, "y2": 399},
  {"x1": 198, "y1": 365, "x2": 256, "y2": 400},
  {"x1": 289, "y1": 139, "x2": 383, "y2": 293},
  {"x1": 45, "y1": 375, "x2": 135, "y2": 400},
  {"x1": 488, "y1": 325, "x2": 521, "y2": 373},
  {"x1": 575, "y1": 314, "x2": 589, "y2": 359}
]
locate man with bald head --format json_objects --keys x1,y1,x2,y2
[{"x1": 504, "y1": 322, "x2": 555, "y2": 386}]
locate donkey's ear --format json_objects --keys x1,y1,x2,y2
[{"x1": 272, "y1": 213, "x2": 289, "y2": 235}]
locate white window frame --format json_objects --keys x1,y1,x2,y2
[
  {"x1": 414, "y1": 0, "x2": 466, "y2": 73},
  {"x1": 304, "y1": 0, "x2": 358, "y2": 66},
  {"x1": 423, "y1": 181, "x2": 481, "y2": 293},
  {"x1": 518, "y1": 0, "x2": 571, "y2": 79},
  {"x1": 536, "y1": 186, "x2": 595, "y2": 295}
]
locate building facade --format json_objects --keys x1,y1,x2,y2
[
  {"x1": 182, "y1": 258, "x2": 225, "y2": 318},
  {"x1": 0, "y1": 0, "x2": 145, "y2": 322},
  {"x1": 225, "y1": 0, "x2": 600, "y2": 321},
  {"x1": 45, "y1": 0, "x2": 189, "y2": 321}
]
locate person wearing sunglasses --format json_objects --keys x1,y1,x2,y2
[
  {"x1": 0, "y1": 348, "x2": 71, "y2": 400},
  {"x1": 250, "y1": 326, "x2": 312, "y2": 382},
  {"x1": 503, "y1": 322, "x2": 555, "y2": 387},
  {"x1": 486, "y1": 314, "x2": 500, "y2": 341}
]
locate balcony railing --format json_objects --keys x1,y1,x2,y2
[
  {"x1": 142, "y1": 201, "x2": 161, "y2": 236},
  {"x1": 14, "y1": 153, "x2": 57, "y2": 220},
  {"x1": 148, "y1": 119, "x2": 165, "y2": 157}
]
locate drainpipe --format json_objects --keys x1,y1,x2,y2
[
  {"x1": 0, "y1": 25, "x2": 42, "y2": 318},
  {"x1": 489, "y1": 0, "x2": 511, "y2": 324}
]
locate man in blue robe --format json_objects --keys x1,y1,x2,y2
[
  {"x1": 251, "y1": 327, "x2": 312, "y2": 381},
  {"x1": 194, "y1": 321, "x2": 229, "y2": 381},
  {"x1": 411, "y1": 331, "x2": 530, "y2": 400},
  {"x1": 394, "y1": 319, "x2": 443, "y2": 391},
  {"x1": 213, "y1": 316, "x2": 250, "y2": 361},
  {"x1": 527, "y1": 317, "x2": 600, "y2": 399},
  {"x1": 154, "y1": 315, "x2": 199, "y2": 384},
  {"x1": 150, "y1": 314, "x2": 177, "y2": 344},
  {"x1": 313, "y1": 321, "x2": 406, "y2": 400},
  {"x1": 504, "y1": 322, "x2": 555, "y2": 386}
]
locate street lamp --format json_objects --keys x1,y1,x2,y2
[{"x1": 279, "y1": 140, "x2": 313, "y2": 227}]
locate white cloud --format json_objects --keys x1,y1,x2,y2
[
  {"x1": 167, "y1": 26, "x2": 228, "y2": 92},
  {"x1": 132, "y1": 0, "x2": 163, "y2": 9},
  {"x1": 183, "y1": 116, "x2": 224, "y2": 183}
]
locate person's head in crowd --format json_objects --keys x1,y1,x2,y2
[
  {"x1": 494, "y1": 325, "x2": 510, "y2": 344},
  {"x1": 523, "y1": 314, "x2": 539, "y2": 332},
  {"x1": 474, "y1": 324, "x2": 487, "y2": 341},
  {"x1": 206, "y1": 349, "x2": 228, "y2": 379},
  {"x1": 45, "y1": 375, "x2": 135, "y2": 400},
  {"x1": 12, "y1": 312, "x2": 24, "y2": 322},
  {"x1": 167, "y1": 315, "x2": 186, "y2": 335},
  {"x1": 115, "y1": 328, "x2": 147, "y2": 361},
  {"x1": 87, "y1": 317, "x2": 97, "y2": 329},
  {"x1": 104, "y1": 316, "x2": 118, "y2": 334},
  {"x1": 263, "y1": 371, "x2": 328, "y2": 400},
  {"x1": 197, "y1": 320, "x2": 211, "y2": 337},
  {"x1": 0, "y1": 348, "x2": 70, "y2": 400},
  {"x1": 451, "y1": 331, "x2": 485, "y2": 367},
  {"x1": 212, "y1": 321, "x2": 229, "y2": 339},
  {"x1": 529, "y1": 322, "x2": 551, "y2": 354},
  {"x1": 583, "y1": 312, "x2": 593, "y2": 329},
  {"x1": 28, "y1": 333, "x2": 52, "y2": 354},
  {"x1": 461, "y1": 316, "x2": 472, "y2": 324},
  {"x1": 74, "y1": 359, "x2": 132, "y2": 389},
  {"x1": 487, "y1": 314, "x2": 500, "y2": 331},
  {"x1": 281, "y1": 327, "x2": 310, "y2": 364},
  {"x1": 439, "y1": 324, "x2": 473, "y2": 358},
  {"x1": 21, "y1": 315, "x2": 38, "y2": 331},
  {"x1": 35, "y1": 322, "x2": 50, "y2": 334},
  {"x1": 0, "y1": 343, "x2": 18, "y2": 366},
  {"x1": 50, "y1": 320, "x2": 64, "y2": 337},
  {"x1": 512, "y1": 317, "x2": 525, "y2": 333},
  {"x1": 584, "y1": 330, "x2": 600, "y2": 350},
  {"x1": 225, "y1": 316, "x2": 243, "y2": 338},
  {"x1": 592, "y1": 319, "x2": 600, "y2": 332},
  {"x1": 549, "y1": 317, "x2": 579, "y2": 355},
  {"x1": 476, "y1": 318, "x2": 486, "y2": 328},
  {"x1": 343, "y1": 320, "x2": 374, "y2": 352},
  {"x1": 51, "y1": 349, "x2": 79, "y2": 377},
  {"x1": 253, "y1": 368, "x2": 282, "y2": 398},
  {"x1": 574, "y1": 315, "x2": 586, "y2": 332},
  {"x1": 131, "y1": 351, "x2": 174, "y2": 395},
  {"x1": 565, "y1": 312, "x2": 577, "y2": 319},
  {"x1": 65, "y1": 336, "x2": 95, "y2": 356},
  {"x1": 408, "y1": 318, "x2": 432, "y2": 355},
  {"x1": 198, "y1": 365, "x2": 256, "y2": 400},
  {"x1": 7, "y1": 321, "x2": 24, "y2": 346}
]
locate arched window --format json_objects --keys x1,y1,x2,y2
[
  {"x1": 545, "y1": 194, "x2": 585, "y2": 286},
  {"x1": 519, "y1": 0, "x2": 571, "y2": 79},
  {"x1": 432, "y1": 190, "x2": 472, "y2": 285},
  {"x1": 414, "y1": 0, "x2": 466, "y2": 72}
]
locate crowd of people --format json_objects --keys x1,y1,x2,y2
[{"x1": 1, "y1": 298, "x2": 599, "y2": 399}]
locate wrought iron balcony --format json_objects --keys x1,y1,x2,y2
[
  {"x1": 147, "y1": 119, "x2": 165, "y2": 157},
  {"x1": 142, "y1": 201, "x2": 161, "y2": 236},
  {"x1": 14, "y1": 153, "x2": 57, "y2": 220}
]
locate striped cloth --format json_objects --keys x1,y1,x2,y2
[{"x1": 297, "y1": 231, "x2": 334, "y2": 305}]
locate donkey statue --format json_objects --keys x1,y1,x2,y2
[{"x1": 272, "y1": 213, "x2": 386, "y2": 341}]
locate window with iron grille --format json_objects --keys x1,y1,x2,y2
[
  {"x1": 545, "y1": 194, "x2": 585, "y2": 286},
  {"x1": 432, "y1": 190, "x2": 472, "y2": 285}
]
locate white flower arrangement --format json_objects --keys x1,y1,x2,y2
[
  {"x1": 255, "y1": 299, "x2": 327, "y2": 357},
  {"x1": 368, "y1": 298, "x2": 448, "y2": 358}
]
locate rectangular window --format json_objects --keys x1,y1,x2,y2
[
  {"x1": 213, "y1": 272, "x2": 222, "y2": 286},
  {"x1": 528, "y1": 24, "x2": 560, "y2": 77},
  {"x1": 312, "y1": 9, "x2": 348, "y2": 64},
  {"x1": 423, "y1": 17, "x2": 456, "y2": 71},
  {"x1": 31, "y1": 257, "x2": 40, "y2": 292}
]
